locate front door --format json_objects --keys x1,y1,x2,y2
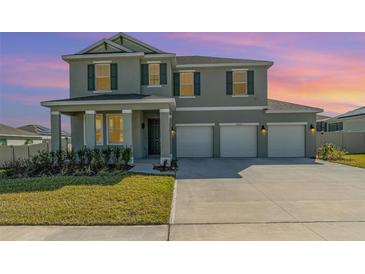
[{"x1": 148, "y1": 119, "x2": 160, "y2": 155}]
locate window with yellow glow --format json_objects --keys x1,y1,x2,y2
[
  {"x1": 180, "y1": 72, "x2": 194, "y2": 96},
  {"x1": 233, "y1": 70, "x2": 247, "y2": 95},
  {"x1": 148, "y1": 63, "x2": 160, "y2": 85},
  {"x1": 95, "y1": 64, "x2": 111, "y2": 90},
  {"x1": 95, "y1": 114, "x2": 103, "y2": 145},
  {"x1": 108, "y1": 114, "x2": 124, "y2": 144}
]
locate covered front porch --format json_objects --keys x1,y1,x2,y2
[{"x1": 41, "y1": 94, "x2": 176, "y2": 165}]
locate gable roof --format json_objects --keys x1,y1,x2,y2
[
  {"x1": 335, "y1": 106, "x2": 365, "y2": 119},
  {"x1": 0, "y1": 124, "x2": 42, "y2": 138},
  {"x1": 75, "y1": 33, "x2": 164, "y2": 56},
  {"x1": 316, "y1": 114, "x2": 331, "y2": 121},
  {"x1": 18, "y1": 124, "x2": 70, "y2": 137},
  {"x1": 267, "y1": 99, "x2": 323, "y2": 113},
  {"x1": 176, "y1": 55, "x2": 273, "y2": 66}
]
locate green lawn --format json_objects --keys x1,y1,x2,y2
[
  {"x1": 0, "y1": 173, "x2": 174, "y2": 225},
  {"x1": 333, "y1": 154, "x2": 365, "y2": 169}
]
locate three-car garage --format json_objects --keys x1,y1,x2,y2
[{"x1": 176, "y1": 122, "x2": 307, "y2": 158}]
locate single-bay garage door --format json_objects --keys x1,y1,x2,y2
[
  {"x1": 177, "y1": 124, "x2": 213, "y2": 157},
  {"x1": 268, "y1": 124, "x2": 305, "y2": 157},
  {"x1": 220, "y1": 124, "x2": 257, "y2": 157}
]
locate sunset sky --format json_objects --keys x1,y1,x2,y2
[{"x1": 0, "y1": 32, "x2": 364, "y2": 131}]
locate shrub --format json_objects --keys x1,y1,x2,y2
[
  {"x1": 122, "y1": 147, "x2": 133, "y2": 166},
  {"x1": 317, "y1": 143, "x2": 346, "y2": 161},
  {"x1": 1, "y1": 146, "x2": 133, "y2": 178}
]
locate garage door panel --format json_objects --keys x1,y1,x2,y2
[
  {"x1": 220, "y1": 125, "x2": 257, "y2": 157},
  {"x1": 268, "y1": 125, "x2": 305, "y2": 157},
  {"x1": 177, "y1": 126, "x2": 213, "y2": 157}
]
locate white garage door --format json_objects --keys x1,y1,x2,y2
[
  {"x1": 220, "y1": 125, "x2": 257, "y2": 157},
  {"x1": 268, "y1": 124, "x2": 305, "y2": 157},
  {"x1": 177, "y1": 125, "x2": 213, "y2": 157}
]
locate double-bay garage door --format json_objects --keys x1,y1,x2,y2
[
  {"x1": 268, "y1": 124, "x2": 305, "y2": 157},
  {"x1": 176, "y1": 124, "x2": 258, "y2": 158}
]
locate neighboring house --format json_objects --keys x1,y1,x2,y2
[
  {"x1": 0, "y1": 123, "x2": 43, "y2": 146},
  {"x1": 18, "y1": 124, "x2": 71, "y2": 140},
  {"x1": 41, "y1": 32, "x2": 322, "y2": 164},
  {"x1": 316, "y1": 107, "x2": 365, "y2": 132},
  {"x1": 316, "y1": 114, "x2": 331, "y2": 132}
]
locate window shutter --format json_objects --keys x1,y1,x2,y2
[
  {"x1": 87, "y1": 64, "x2": 95, "y2": 91},
  {"x1": 226, "y1": 71, "x2": 232, "y2": 95},
  {"x1": 247, "y1": 70, "x2": 254, "y2": 95},
  {"x1": 141, "y1": 64, "x2": 149, "y2": 85},
  {"x1": 160, "y1": 63, "x2": 167, "y2": 85},
  {"x1": 110, "y1": 63, "x2": 118, "y2": 90},
  {"x1": 173, "y1": 73, "x2": 180, "y2": 96},
  {"x1": 194, "y1": 72, "x2": 201, "y2": 96}
]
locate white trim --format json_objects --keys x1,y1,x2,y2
[
  {"x1": 266, "y1": 109, "x2": 322, "y2": 113},
  {"x1": 177, "y1": 69, "x2": 195, "y2": 72},
  {"x1": 232, "y1": 68, "x2": 249, "y2": 71},
  {"x1": 93, "y1": 60, "x2": 112, "y2": 64},
  {"x1": 147, "y1": 61, "x2": 161, "y2": 64},
  {"x1": 176, "y1": 106, "x2": 267, "y2": 111},
  {"x1": 176, "y1": 123, "x2": 215, "y2": 127},
  {"x1": 41, "y1": 98, "x2": 176, "y2": 107},
  {"x1": 106, "y1": 113, "x2": 126, "y2": 145},
  {"x1": 51, "y1": 111, "x2": 60, "y2": 115},
  {"x1": 62, "y1": 52, "x2": 144, "y2": 61},
  {"x1": 85, "y1": 110, "x2": 96, "y2": 114},
  {"x1": 83, "y1": 113, "x2": 86, "y2": 146},
  {"x1": 93, "y1": 90, "x2": 112, "y2": 94},
  {"x1": 143, "y1": 54, "x2": 176, "y2": 59},
  {"x1": 219, "y1": 123, "x2": 259, "y2": 126},
  {"x1": 176, "y1": 62, "x2": 273, "y2": 68},
  {"x1": 147, "y1": 85, "x2": 162, "y2": 88},
  {"x1": 160, "y1": 109, "x2": 170, "y2": 113},
  {"x1": 178, "y1": 96, "x2": 196, "y2": 99},
  {"x1": 267, "y1": 122, "x2": 308, "y2": 126},
  {"x1": 122, "y1": 109, "x2": 132, "y2": 114},
  {"x1": 232, "y1": 95, "x2": 250, "y2": 98}
]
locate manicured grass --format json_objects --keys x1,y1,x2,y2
[
  {"x1": 0, "y1": 173, "x2": 174, "y2": 225},
  {"x1": 333, "y1": 154, "x2": 365, "y2": 169}
]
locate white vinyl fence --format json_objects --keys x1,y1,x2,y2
[
  {"x1": 0, "y1": 139, "x2": 70, "y2": 166},
  {"x1": 316, "y1": 131, "x2": 365, "y2": 153}
]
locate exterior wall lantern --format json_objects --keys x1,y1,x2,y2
[
  {"x1": 171, "y1": 127, "x2": 176, "y2": 136},
  {"x1": 310, "y1": 124, "x2": 316, "y2": 133},
  {"x1": 261, "y1": 125, "x2": 267, "y2": 135}
]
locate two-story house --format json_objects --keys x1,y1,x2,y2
[{"x1": 41, "y1": 33, "x2": 322, "y2": 164}]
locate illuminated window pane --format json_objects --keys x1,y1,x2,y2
[
  {"x1": 179, "y1": 72, "x2": 194, "y2": 96},
  {"x1": 95, "y1": 114, "x2": 103, "y2": 145},
  {"x1": 232, "y1": 71, "x2": 247, "y2": 95},
  {"x1": 95, "y1": 64, "x2": 111, "y2": 90},
  {"x1": 108, "y1": 115, "x2": 124, "y2": 144},
  {"x1": 233, "y1": 83, "x2": 247, "y2": 95},
  {"x1": 148, "y1": 63, "x2": 160, "y2": 85}
]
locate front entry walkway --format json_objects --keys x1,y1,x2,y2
[{"x1": 170, "y1": 158, "x2": 365, "y2": 240}]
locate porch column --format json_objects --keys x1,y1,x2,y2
[
  {"x1": 50, "y1": 110, "x2": 61, "y2": 151},
  {"x1": 122, "y1": 109, "x2": 134, "y2": 164},
  {"x1": 84, "y1": 110, "x2": 96, "y2": 148},
  {"x1": 160, "y1": 108, "x2": 172, "y2": 165}
]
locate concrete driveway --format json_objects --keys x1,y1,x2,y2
[{"x1": 170, "y1": 158, "x2": 365, "y2": 240}]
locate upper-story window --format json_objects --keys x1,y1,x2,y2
[
  {"x1": 232, "y1": 70, "x2": 247, "y2": 95},
  {"x1": 88, "y1": 63, "x2": 117, "y2": 91},
  {"x1": 95, "y1": 64, "x2": 111, "y2": 90},
  {"x1": 141, "y1": 63, "x2": 167, "y2": 86},
  {"x1": 148, "y1": 63, "x2": 160, "y2": 85},
  {"x1": 180, "y1": 72, "x2": 194, "y2": 96}
]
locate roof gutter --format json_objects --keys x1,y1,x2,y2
[
  {"x1": 266, "y1": 108, "x2": 323, "y2": 114},
  {"x1": 176, "y1": 62, "x2": 274, "y2": 68},
  {"x1": 41, "y1": 98, "x2": 176, "y2": 107}
]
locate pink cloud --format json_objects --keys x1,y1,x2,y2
[{"x1": 0, "y1": 54, "x2": 68, "y2": 89}]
